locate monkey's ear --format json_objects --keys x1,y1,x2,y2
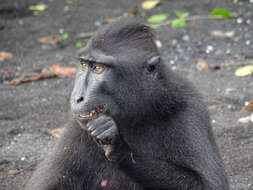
[{"x1": 146, "y1": 56, "x2": 160, "y2": 72}]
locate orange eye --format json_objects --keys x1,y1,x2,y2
[
  {"x1": 81, "y1": 63, "x2": 89, "y2": 70},
  {"x1": 93, "y1": 65, "x2": 105, "y2": 73}
]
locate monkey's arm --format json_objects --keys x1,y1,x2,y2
[
  {"x1": 25, "y1": 122, "x2": 90, "y2": 190},
  {"x1": 87, "y1": 115, "x2": 210, "y2": 190},
  {"x1": 112, "y1": 142, "x2": 207, "y2": 190}
]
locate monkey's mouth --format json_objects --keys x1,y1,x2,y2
[{"x1": 78, "y1": 105, "x2": 106, "y2": 120}]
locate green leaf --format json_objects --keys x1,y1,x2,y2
[
  {"x1": 147, "y1": 14, "x2": 169, "y2": 24},
  {"x1": 210, "y1": 8, "x2": 238, "y2": 18},
  {"x1": 29, "y1": 4, "x2": 48, "y2": 12},
  {"x1": 171, "y1": 19, "x2": 187, "y2": 28},
  {"x1": 62, "y1": 33, "x2": 70, "y2": 39},
  {"x1": 175, "y1": 11, "x2": 189, "y2": 19},
  {"x1": 75, "y1": 41, "x2": 85, "y2": 48},
  {"x1": 235, "y1": 65, "x2": 253, "y2": 77}
]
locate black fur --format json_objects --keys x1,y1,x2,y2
[{"x1": 25, "y1": 19, "x2": 229, "y2": 190}]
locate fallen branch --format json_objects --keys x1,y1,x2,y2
[
  {"x1": 76, "y1": 32, "x2": 95, "y2": 39},
  {"x1": 4, "y1": 65, "x2": 77, "y2": 85},
  {"x1": 211, "y1": 60, "x2": 253, "y2": 70}
]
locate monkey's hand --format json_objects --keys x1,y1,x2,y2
[{"x1": 87, "y1": 115, "x2": 123, "y2": 160}]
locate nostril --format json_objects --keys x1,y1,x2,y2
[{"x1": 76, "y1": 96, "x2": 84, "y2": 103}]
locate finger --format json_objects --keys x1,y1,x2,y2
[
  {"x1": 97, "y1": 127, "x2": 118, "y2": 141},
  {"x1": 90, "y1": 121, "x2": 114, "y2": 136},
  {"x1": 87, "y1": 115, "x2": 111, "y2": 129},
  {"x1": 88, "y1": 119, "x2": 113, "y2": 132}
]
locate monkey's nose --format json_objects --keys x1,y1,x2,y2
[{"x1": 76, "y1": 96, "x2": 84, "y2": 103}]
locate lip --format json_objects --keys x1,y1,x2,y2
[{"x1": 76, "y1": 105, "x2": 106, "y2": 120}]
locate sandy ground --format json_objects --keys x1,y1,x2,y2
[{"x1": 0, "y1": 0, "x2": 253, "y2": 189}]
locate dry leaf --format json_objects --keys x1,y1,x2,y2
[
  {"x1": 210, "y1": 30, "x2": 235, "y2": 39},
  {"x1": 196, "y1": 59, "x2": 209, "y2": 71},
  {"x1": 37, "y1": 35, "x2": 63, "y2": 46},
  {"x1": 8, "y1": 168, "x2": 22, "y2": 175},
  {"x1": 141, "y1": 0, "x2": 161, "y2": 10},
  {"x1": 0, "y1": 52, "x2": 15, "y2": 61},
  {"x1": 48, "y1": 128, "x2": 64, "y2": 139},
  {"x1": 241, "y1": 100, "x2": 253, "y2": 112},
  {"x1": 4, "y1": 65, "x2": 77, "y2": 85},
  {"x1": 235, "y1": 65, "x2": 253, "y2": 77}
]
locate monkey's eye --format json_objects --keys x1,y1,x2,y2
[
  {"x1": 81, "y1": 62, "x2": 89, "y2": 71},
  {"x1": 93, "y1": 65, "x2": 105, "y2": 73}
]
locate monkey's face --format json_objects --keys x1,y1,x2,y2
[
  {"x1": 70, "y1": 50, "x2": 122, "y2": 123},
  {"x1": 70, "y1": 48, "x2": 161, "y2": 125}
]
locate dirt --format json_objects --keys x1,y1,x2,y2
[{"x1": 0, "y1": 0, "x2": 253, "y2": 189}]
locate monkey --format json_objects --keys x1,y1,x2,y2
[{"x1": 25, "y1": 19, "x2": 229, "y2": 190}]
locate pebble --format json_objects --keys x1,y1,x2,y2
[
  {"x1": 41, "y1": 98, "x2": 48, "y2": 102},
  {"x1": 170, "y1": 60, "x2": 175, "y2": 65},
  {"x1": 64, "y1": 6, "x2": 70, "y2": 12},
  {"x1": 59, "y1": 28, "x2": 64, "y2": 34},
  {"x1": 41, "y1": 44, "x2": 53, "y2": 51},
  {"x1": 21, "y1": 157, "x2": 26, "y2": 161},
  {"x1": 206, "y1": 45, "x2": 214, "y2": 54},
  {"x1": 225, "y1": 49, "x2": 231, "y2": 54},
  {"x1": 224, "y1": 88, "x2": 235, "y2": 95},
  {"x1": 171, "y1": 39, "x2": 178, "y2": 46},
  {"x1": 238, "y1": 113, "x2": 253, "y2": 123},
  {"x1": 95, "y1": 21, "x2": 102, "y2": 27},
  {"x1": 246, "y1": 19, "x2": 251, "y2": 24},
  {"x1": 246, "y1": 40, "x2": 251, "y2": 45},
  {"x1": 250, "y1": 0, "x2": 253, "y2": 3},
  {"x1": 182, "y1": 35, "x2": 190, "y2": 42},
  {"x1": 236, "y1": 18, "x2": 243, "y2": 24}
]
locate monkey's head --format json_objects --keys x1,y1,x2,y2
[{"x1": 71, "y1": 19, "x2": 166, "y2": 124}]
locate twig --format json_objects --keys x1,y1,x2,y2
[
  {"x1": 211, "y1": 60, "x2": 253, "y2": 70},
  {"x1": 76, "y1": 32, "x2": 95, "y2": 39}
]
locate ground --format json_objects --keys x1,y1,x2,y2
[{"x1": 0, "y1": 0, "x2": 253, "y2": 189}]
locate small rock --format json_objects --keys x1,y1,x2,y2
[
  {"x1": 246, "y1": 40, "x2": 251, "y2": 45},
  {"x1": 224, "y1": 88, "x2": 235, "y2": 95},
  {"x1": 95, "y1": 21, "x2": 102, "y2": 27},
  {"x1": 182, "y1": 35, "x2": 190, "y2": 42},
  {"x1": 171, "y1": 39, "x2": 178, "y2": 46},
  {"x1": 63, "y1": 6, "x2": 69, "y2": 12},
  {"x1": 225, "y1": 49, "x2": 231, "y2": 54},
  {"x1": 238, "y1": 113, "x2": 253, "y2": 123},
  {"x1": 246, "y1": 19, "x2": 251, "y2": 24},
  {"x1": 236, "y1": 18, "x2": 243, "y2": 24},
  {"x1": 170, "y1": 60, "x2": 175, "y2": 65},
  {"x1": 41, "y1": 44, "x2": 54, "y2": 51},
  {"x1": 206, "y1": 45, "x2": 214, "y2": 54},
  {"x1": 59, "y1": 28, "x2": 64, "y2": 34},
  {"x1": 20, "y1": 157, "x2": 26, "y2": 161}
]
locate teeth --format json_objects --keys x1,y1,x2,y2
[
  {"x1": 79, "y1": 112, "x2": 90, "y2": 118},
  {"x1": 78, "y1": 106, "x2": 106, "y2": 119}
]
